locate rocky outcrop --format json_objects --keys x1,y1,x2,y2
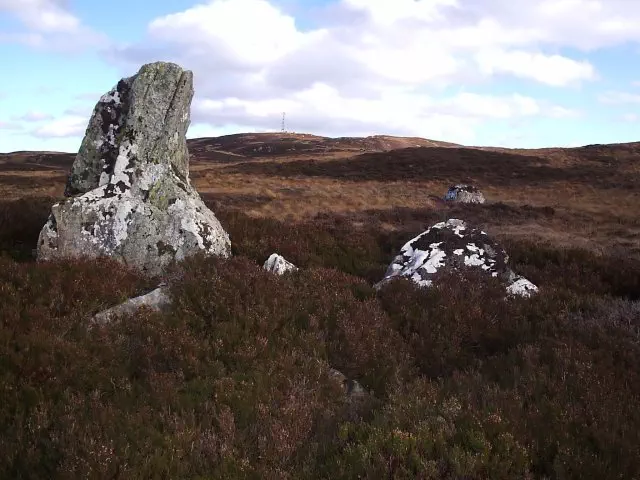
[
  {"x1": 263, "y1": 253, "x2": 298, "y2": 274},
  {"x1": 91, "y1": 286, "x2": 171, "y2": 326},
  {"x1": 375, "y1": 218, "x2": 538, "y2": 296},
  {"x1": 37, "y1": 62, "x2": 230, "y2": 275},
  {"x1": 444, "y1": 184, "x2": 486, "y2": 204}
]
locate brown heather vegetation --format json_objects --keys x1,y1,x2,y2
[{"x1": 0, "y1": 135, "x2": 639, "y2": 478}]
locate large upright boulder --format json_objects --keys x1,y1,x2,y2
[
  {"x1": 37, "y1": 62, "x2": 230, "y2": 275},
  {"x1": 375, "y1": 218, "x2": 537, "y2": 296}
]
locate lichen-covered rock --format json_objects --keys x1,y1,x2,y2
[
  {"x1": 37, "y1": 62, "x2": 230, "y2": 275},
  {"x1": 90, "y1": 286, "x2": 171, "y2": 326},
  {"x1": 375, "y1": 218, "x2": 538, "y2": 296},
  {"x1": 444, "y1": 184, "x2": 486, "y2": 204},
  {"x1": 263, "y1": 253, "x2": 298, "y2": 275}
]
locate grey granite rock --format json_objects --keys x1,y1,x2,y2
[
  {"x1": 91, "y1": 286, "x2": 171, "y2": 326},
  {"x1": 263, "y1": 253, "x2": 298, "y2": 275},
  {"x1": 37, "y1": 62, "x2": 230, "y2": 275},
  {"x1": 375, "y1": 218, "x2": 538, "y2": 296},
  {"x1": 444, "y1": 184, "x2": 486, "y2": 204}
]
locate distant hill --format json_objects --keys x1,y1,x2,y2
[
  {"x1": 2, "y1": 133, "x2": 639, "y2": 174},
  {"x1": 186, "y1": 132, "x2": 462, "y2": 162}
]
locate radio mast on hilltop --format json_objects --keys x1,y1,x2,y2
[{"x1": 281, "y1": 112, "x2": 286, "y2": 133}]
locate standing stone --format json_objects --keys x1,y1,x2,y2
[
  {"x1": 444, "y1": 184, "x2": 486, "y2": 204},
  {"x1": 37, "y1": 62, "x2": 230, "y2": 275}
]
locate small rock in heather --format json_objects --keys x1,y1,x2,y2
[
  {"x1": 91, "y1": 286, "x2": 171, "y2": 326},
  {"x1": 263, "y1": 253, "x2": 298, "y2": 275},
  {"x1": 444, "y1": 184, "x2": 486, "y2": 204}
]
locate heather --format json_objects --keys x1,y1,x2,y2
[{"x1": 1, "y1": 197, "x2": 639, "y2": 479}]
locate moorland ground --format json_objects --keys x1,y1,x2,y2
[{"x1": 1, "y1": 133, "x2": 639, "y2": 479}]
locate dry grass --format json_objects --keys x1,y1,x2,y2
[
  {"x1": 195, "y1": 173, "x2": 441, "y2": 219},
  {"x1": 2, "y1": 137, "x2": 639, "y2": 259}
]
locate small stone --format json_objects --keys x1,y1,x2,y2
[
  {"x1": 444, "y1": 184, "x2": 486, "y2": 204},
  {"x1": 263, "y1": 253, "x2": 298, "y2": 275}
]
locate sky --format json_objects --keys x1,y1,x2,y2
[{"x1": 1, "y1": 0, "x2": 640, "y2": 153}]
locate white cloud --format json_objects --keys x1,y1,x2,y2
[
  {"x1": 190, "y1": 84, "x2": 479, "y2": 143},
  {"x1": 12, "y1": 111, "x2": 54, "y2": 122},
  {"x1": 32, "y1": 114, "x2": 86, "y2": 138},
  {"x1": 147, "y1": 0, "x2": 307, "y2": 67},
  {"x1": 475, "y1": 50, "x2": 595, "y2": 86},
  {"x1": 0, "y1": 0, "x2": 106, "y2": 50},
  {"x1": 468, "y1": 0, "x2": 640, "y2": 50},
  {"x1": 189, "y1": 85, "x2": 575, "y2": 145},
  {"x1": 341, "y1": 0, "x2": 460, "y2": 25},
  {"x1": 99, "y1": 0, "x2": 604, "y2": 145},
  {"x1": 621, "y1": 113, "x2": 639, "y2": 123},
  {"x1": 548, "y1": 105, "x2": 582, "y2": 118},
  {"x1": 0, "y1": 0, "x2": 78, "y2": 32},
  {"x1": 599, "y1": 91, "x2": 640, "y2": 104},
  {"x1": 0, "y1": 120, "x2": 24, "y2": 130},
  {"x1": 430, "y1": 93, "x2": 535, "y2": 119}
]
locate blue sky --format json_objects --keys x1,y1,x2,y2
[{"x1": 1, "y1": 0, "x2": 640, "y2": 153}]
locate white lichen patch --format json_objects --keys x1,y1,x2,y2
[
  {"x1": 466, "y1": 244, "x2": 482, "y2": 253},
  {"x1": 103, "y1": 123, "x2": 118, "y2": 149},
  {"x1": 411, "y1": 272, "x2": 433, "y2": 287},
  {"x1": 136, "y1": 163, "x2": 169, "y2": 192},
  {"x1": 99, "y1": 171, "x2": 110, "y2": 186},
  {"x1": 38, "y1": 216, "x2": 59, "y2": 251},
  {"x1": 111, "y1": 142, "x2": 139, "y2": 189},
  {"x1": 464, "y1": 254, "x2": 485, "y2": 267},
  {"x1": 178, "y1": 199, "x2": 200, "y2": 238},
  {"x1": 99, "y1": 89, "x2": 121, "y2": 105},
  {"x1": 80, "y1": 223, "x2": 100, "y2": 245},
  {"x1": 386, "y1": 236, "x2": 447, "y2": 283},
  {"x1": 452, "y1": 225, "x2": 466, "y2": 237},
  {"x1": 110, "y1": 197, "x2": 136, "y2": 247},
  {"x1": 76, "y1": 192, "x2": 137, "y2": 251}
]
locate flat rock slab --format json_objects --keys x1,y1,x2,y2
[
  {"x1": 37, "y1": 62, "x2": 230, "y2": 275},
  {"x1": 91, "y1": 286, "x2": 171, "y2": 326}
]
